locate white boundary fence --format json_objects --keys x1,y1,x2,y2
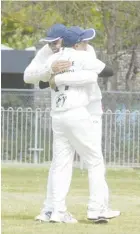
[{"x1": 1, "y1": 107, "x2": 140, "y2": 168}]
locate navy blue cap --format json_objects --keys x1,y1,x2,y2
[
  {"x1": 63, "y1": 26, "x2": 96, "y2": 47},
  {"x1": 70, "y1": 26, "x2": 96, "y2": 41},
  {"x1": 40, "y1": 24, "x2": 67, "y2": 42}
]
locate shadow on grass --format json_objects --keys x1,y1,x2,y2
[
  {"x1": 2, "y1": 214, "x2": 109, "y2": 226},
  {"x1": 79, "y1": 219, "x2": 109, "y2": 225},
  {"x1": 78, "y1": 219, "x2": 92, "y2": 225}
]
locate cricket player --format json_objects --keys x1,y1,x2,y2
[{"x1": 24, "y1": 24, "x2": 120, "y2": 224}]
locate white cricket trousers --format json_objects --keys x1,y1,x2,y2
[{"x1": 44, "y1": 107, "x2": 109, "y2": 212}]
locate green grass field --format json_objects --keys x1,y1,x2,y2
[{"x1": 1, "y1": 165, "x2": 140, "y2": 234}]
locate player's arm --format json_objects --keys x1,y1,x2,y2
[
  {"x1": 50, "y1": 53, "x2": 112, "y2": 88},
  {"x1": 38, "y1": 58, "x2": 72, "y2": 89},
  {"x1": 49, "y1": 49, "x2": 97, "y2": 87},
  {"x1": 86, "y1": 46, "x2": 114, "y2": 77},
  {"x1": 82, "y1": 52, "x2": 114, "y2": 77},
  {"x1": 53, "y1": 70, "x2": 98, "y2": 87},
  {"x1": 24, "y1": 44, "x2": 54, "y2": 84},
  {"x1": 56, "y1": 52, "x2": 106, "y2": 85}
]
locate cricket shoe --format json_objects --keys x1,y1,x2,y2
[
  {"x1": 35, "y1": 211, "x2": 52, "y2": 222},
  {"x1": 87, "y1": 209, "x2": 120, "y2": 220},
  {"x1": 50, "y1": 211, "x2": 78, "y2": 223},
  {"x1": 101, "y1": 209, "x2": 121, "y2": 219}
]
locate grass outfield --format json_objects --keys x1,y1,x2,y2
[{"x1": 1, "y1": 165, "x2": 140, "y2": 234}]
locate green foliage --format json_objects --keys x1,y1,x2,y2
[
  {"x1": 1, "y1": 1, "x2": 64, "y2": 49},
  {"x1": 1, "y1": 1, "x2": 140, "y2": 51},
  {"x1": 1, "y1": 1, "x2": 105, "y2": 49}
]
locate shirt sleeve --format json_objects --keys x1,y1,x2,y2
[
  {"x1": 24, "y1": 44, "x2": 54, "y2": 84},
  {"x1": 81, "y1": 52, "x2": 106, "y2": 74},
  {"x1": 54, "y1": 70, "x2": 98, "y2": 86}
]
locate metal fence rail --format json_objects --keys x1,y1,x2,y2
[
  {"x1": 1, "y1": 89, "x2": 140, "y2": 112},
  {"x1": 1, "y1": 107, "x2": 140, "y2": 168}
]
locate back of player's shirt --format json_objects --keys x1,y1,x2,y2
[
  {"x1": 51, "y1": 48, "x2": 89, "y2": 112},
  {"x1": 47, "y1": 47, "x2": 104, "y2": 113}
]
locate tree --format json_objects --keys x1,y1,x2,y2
[
  {"x1": 1, "y1": 1, "x2": 104, "y2": 49},
  {"x1": 98, "y1": 1, "x2": 140, "y2": 90}
]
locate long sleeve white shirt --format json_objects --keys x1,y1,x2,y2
[
  {"x1": 24, "y1": 44, "x2": 96, "y2": 86},
  {"x1": 24, "y1": 44, "x2": 53, "y2": 84},
  {"x1": 86, "y1": 45, "x2": 103, "y2": 116}
]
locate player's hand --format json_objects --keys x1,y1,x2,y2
[{"x1": 51, "y1": 60, "x2": 72, "y2": 74}]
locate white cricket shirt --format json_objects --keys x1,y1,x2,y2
[{"x1": 46, "y1": 47, "x2": 104, "y2": 113}]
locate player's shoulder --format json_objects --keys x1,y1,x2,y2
[
  {"x1": 77, "y1": 50, "x2": 96, "y2": 61},
  {"x1": 86, "y1": 45, "x2": 96, "y2": 58},
  {"x1": 86, "y1": 44, "x2": 95, "y2": 52},
  {"x1": 36, "y1": 44, "x2": 53, "y2": 57},
  {"x1": 74, "y1": 50, "x2": 90, "y2": 58}
]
